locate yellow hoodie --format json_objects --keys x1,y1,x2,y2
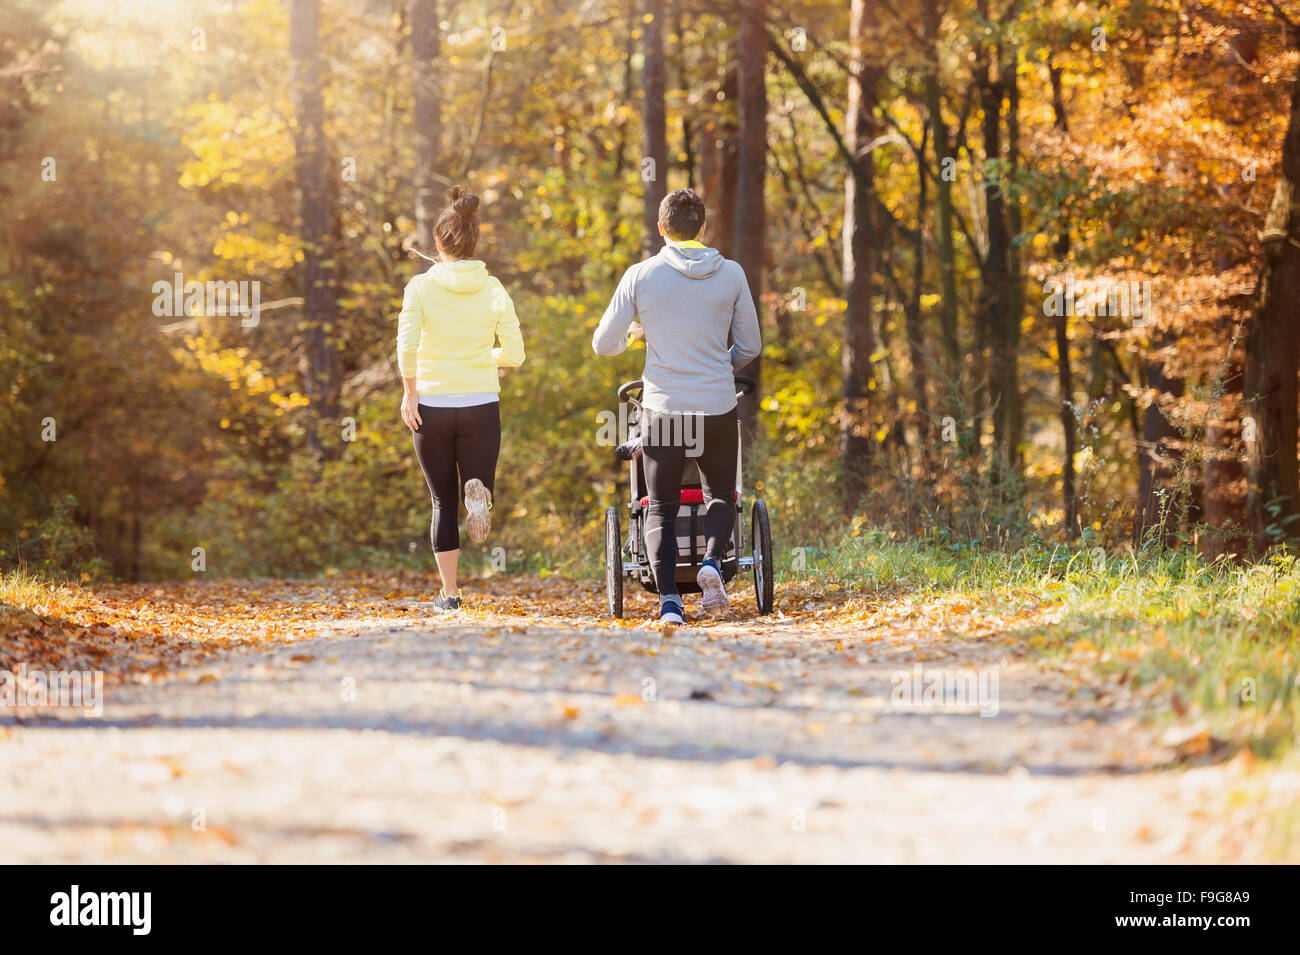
[{"x1": 396, "y1": 259, "x2": 525, "y2": 395}]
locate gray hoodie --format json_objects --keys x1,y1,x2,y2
[{"x1": 592, "y1": 243, "x2": 762, "y2": 415}]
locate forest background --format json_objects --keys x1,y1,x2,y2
[{"x1": 4, "y1": 0, "x2": 1300, "y2": 583}]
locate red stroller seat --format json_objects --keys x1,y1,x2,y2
[{"x1": 637, "y1": 488, "x2": 740, "y2": 506}]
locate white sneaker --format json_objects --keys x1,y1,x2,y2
[
  {"x1": 464, "y1": 478, "x2": 492, "y2": 543},
  {"x1": 697, "y1": 561, "x2": 730, "y2": 616},
  {"x1": 659, "y1": 598, "x2": 685, "y2": 625}
]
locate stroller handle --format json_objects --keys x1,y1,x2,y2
[{"x1": 617, "y1": 375, "x2": 756, "y2": 403}]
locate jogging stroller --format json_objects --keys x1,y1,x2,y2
[{"x1": 603, "y1": 376, "x2": 774, "y2": 618}]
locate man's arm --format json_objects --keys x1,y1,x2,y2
[
  {"x1": 728, "y1": 264, "x2": 762, "y2": 369},
  {"x1": 592, "y1": 264, "x2": 639, "y2": 356}
]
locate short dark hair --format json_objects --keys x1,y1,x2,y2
[{"x1": 658, "y1": 188, "x2": 706, "y2": 241}]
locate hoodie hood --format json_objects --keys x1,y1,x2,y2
[
  {"x1": 657, "y1": 244, "x2": 725, "y2": 279},
  {"x1": 426, "y1": 258, "x2": 489, "y2": 293}
]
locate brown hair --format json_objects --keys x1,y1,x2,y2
[
  {"x1": 435, "y1": 185, "x2": 481, "y2": 259},
  {"x1": 658, "y1": 188, "x2": 706, "y2": 241}
]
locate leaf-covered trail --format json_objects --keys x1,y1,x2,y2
[{"x1": 0, "y1": 575, "x2": 1292, "y2": 862}]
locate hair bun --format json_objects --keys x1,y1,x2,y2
[{"x1": 447, "y1": 185, "x2": 479, "y2": 218}]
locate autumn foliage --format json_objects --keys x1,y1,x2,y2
[{"x1": 3, "y1": 0, "x2": 1300, "y2": 581}]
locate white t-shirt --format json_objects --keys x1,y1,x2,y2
[{"x1": 418, "y1": 392, "x2": 498, "y2": 408}]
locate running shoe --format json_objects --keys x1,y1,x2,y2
[
  {"x1": 659, "y1": 596, "x2": 685, "y2": 625},
  {"x1": 433, "y1": 590, "x2": 462, "y2": 612},
  {"x1": 464, "y1": 478, "x2": 492, "y2": 543},
  {"x1": 697, "y1": 558, "x2": 730, "y2": 616}
]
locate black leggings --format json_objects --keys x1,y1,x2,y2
[
  {"x1": 641, "y1": 406, "x2": 738, "y2": 598},
  {"x1": 412, "y1": 402, "x2": 501, "y2": 552}
]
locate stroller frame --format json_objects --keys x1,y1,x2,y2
[{"x1": 603, "y1": 376, "x2": 774, "y2": 618}]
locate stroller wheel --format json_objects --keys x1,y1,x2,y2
[
  {"x1": 604, "y1": 506, "x2": 624, "y2": 618},
  {"x1": 751, "y1": 499, "x2": 774, "y2": 615}
]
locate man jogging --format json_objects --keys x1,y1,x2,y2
[{"x1": 592, "y1": 188, "x2": 761, "y2": 624}]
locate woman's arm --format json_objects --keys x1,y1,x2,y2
[
  {"x1": 400, "y1": 376, "x2": 422, "y2": 431},
  {"x1": 397, "y1": 278, "x2": 423, "y2": 378},
  {"x1": 491, "y1": 279, "x2": 525, "y2": 369},
  {"x1": 397, "y1": 279, "x2": 424, "y2": 430}
]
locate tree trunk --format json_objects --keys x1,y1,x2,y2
[
  {"x1": 699, "y1": 69, "x2": 738, "y2": 257},
  {"x1": 905, "y1": 146, "x2": 931, "y2": 467},
  {"x1": 130, "y1": 509, "x2": 142, "y2": 583},
  {"x1": 379, "y1": 2, "x2": 407, "y2": 272},
  {"x1": 1003, "y1": 49, "x2": 1024, "y2": 467},
  {"x1": 1048, "y1": 52, "x2": 1076, "y2": 536},
  {"x1": 641, "y1": 0, "x2": 668, "y2": 257},
  {"x1": 1244, "y1": 66, "x2": 1300, "y2": 546},
  {"x1": 680, "y1": 116, "x2": 695, "y2": 189},
  {"x1": 608, "y1": 14, "x2": 637, "y2": 274},
  {"x1": 672, "y1": 1, "x2": 695, "y2": 190},
  {"x1": 840, "y1": 0, "x2": 880, "y2": 510},
  {"x1": 290, "y1": 0, "x2": 340, "y2": 453},
  {"x1": 732, "y1": 0, "x2": 767, "y2": 448},
  {"x1": 412, "y1": 0, "x2": 442, "y2": 260},
  {"x1": 974, "y1": 25, "x2": 1017, "y2": 481},
  {"x1": 922, "y1": 0, "x2": 959, "y2": 389},
  {"x1": 1203, "y1": 316, "x2": 1248, "y2": 559},
  {"x1": 1135, "y1": 339, "x2": 1184, "y2": 547},
  {"x1": 1052, "y1": 311, "x2": 1078, "y2": 536},
  {"x1": 1048, "y1": 57, "x2": 1070, "y2": 257}
]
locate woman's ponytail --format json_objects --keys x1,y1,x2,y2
[{"x1": 434, "y1": 185, "x2": 481, "y2": 258}]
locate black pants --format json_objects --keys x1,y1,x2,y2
[
  {"x1": 641, "y1": 406, "x2": 738, "y2": 598},
  {"x1": 411, "y1": 401, "x2": 501, "y2": 552}
]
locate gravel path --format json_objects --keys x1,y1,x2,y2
[{"x1": 0, "y1": 601, "x2": 1289, "y2": 863}]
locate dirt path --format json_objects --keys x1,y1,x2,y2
[{"x1": 0, "y1": 583, "x2": 1291, "y2": 863}]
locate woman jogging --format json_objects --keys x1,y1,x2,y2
[{"x1": 397, "y1": 186, "x2": 525, "y2": 611}]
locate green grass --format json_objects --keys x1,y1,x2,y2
[
  {"x1": 0, "y1": 568, "x2": 78, "y2": 615},
  {"x1": 781, "y1": 531, "x2": 1300, "y2": 760}
]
